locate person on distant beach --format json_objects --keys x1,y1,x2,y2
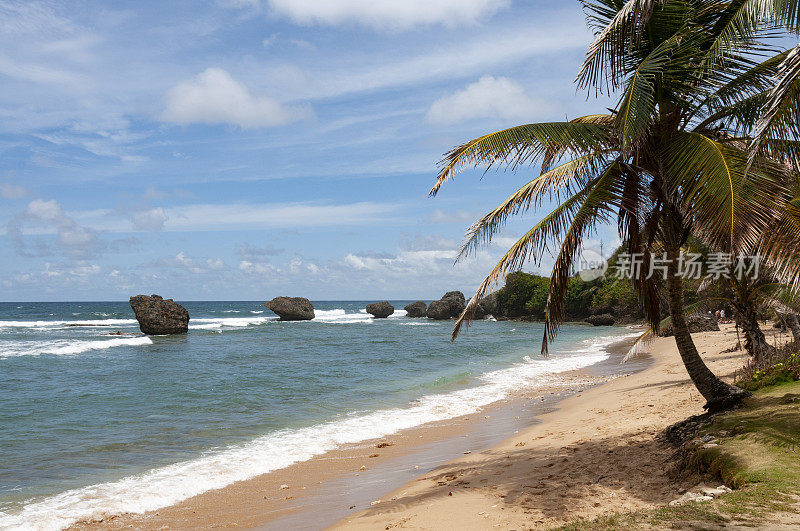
[
  {"x1": 720, "y1": 309, "x2": 726, "y2": 322},
  {"x1": 715, "y1": 310, "x2": 721, "y2": 322}
]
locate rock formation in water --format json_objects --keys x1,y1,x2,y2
[
  {"x1": 404, "y1": 301, "x2": 427, "y2": 318},
  {"x1": 426, "y1": 291, "x2": 466, "y2": 320},
  {"x1": 129, "y1": 294, "x2": 189, "y2": 335},
  {"x1": 265, "y1": 297, "x2": 315, "y2": 321},
  {"x1": 366, "y1": 301, "x2": 394, "y2": 318},
  {"x1": 585, "y1": 313, "x2": 616, "y2": 326}
]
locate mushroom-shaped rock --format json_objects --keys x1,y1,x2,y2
[
  {"x1": 129, "y1": 294, "x2": 189, "y2": 335},
  {"x1": 265, "y1": 297, "x2": 315, "y2": 321},
  {"x1": 426, "y1": 291, "x2": 466, "y2": 320},
  {"x1": 404, "y1": 301, "x2": 427, "y2": 318},
  {"x1": 585, "y1": 313, "x2": 615, "y2": 326},
  {"x1": 366, "y1": 301, "x2": 394, "y2": 318}
]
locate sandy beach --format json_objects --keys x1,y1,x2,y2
[{"x1": 334, "y1": 325, "x2": 750, "y2": 530}]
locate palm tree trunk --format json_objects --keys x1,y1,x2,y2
[
  {"x1": 786, "y1": 313, "x2": 800, "y2": 342},
  {"x1": 664, "y1": 247, "x2": 749, "y2": 411},
  {"x1": 735, "y1": 304, "x2": 777, "y2": 361}
]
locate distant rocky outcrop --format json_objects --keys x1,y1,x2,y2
[
  {"x1": 404, "y1": 301, "x2": 427, "y2": 318},
  {"x1": 129, "y1": 294, "x2": 189, "y2": 335},
  {"x1": 366, "y1": 301, "x2": 394, "y2": 318},
  {"x1": 586, "y1": 313, "x2": 615, "y2": 326},
  {"x1": 659, "y1": 315, "x2": 720, "y2": 337},
  {"x1": 478, "y1": 291, "x2": 500, "y2": 317},
  {"x1": 426, "y1": 291, "x2": 466, "y2": 320},
  {"x1": 265, "y1": 297, "x2": 315, "y2": 321}
]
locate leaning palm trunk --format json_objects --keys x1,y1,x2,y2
[
  {"x1": 787, "y1": 313, "x2": 800, "y2": 342},
  {"x1": 734, "y1": 304, "x2": 777, "y2": 360},
  {"x1": 665, "y1": 249, "x2": 750, "y2": 410}
]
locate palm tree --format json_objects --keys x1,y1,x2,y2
[{"x1": 431, "y1": 0, "x2": 799, "y2": 411}]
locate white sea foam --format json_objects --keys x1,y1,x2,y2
[
  {"x1": 0, "y1": 336, "x2": 153, "y2": 358},
  {"x1": 188, "y1": 316, "x2": 275, "y2": 330},
  {"x1": 0, "y1": 332, "x2": 636, "y2": 530},
  {"x1": 0, "y1": 319, "x2": 137, "y2": 329}
]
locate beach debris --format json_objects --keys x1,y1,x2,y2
[
  {"x1": 413, "y1": 465, "x2": 419, "y2": 469},
  {"x1": 349, "y1": 505, "x2": 356, "y2": 509},
  {"x1": 669, "y1": 490, "x2": 721, "y2": 506},
  {"x1": 366, "y1": 301, "x2": 394, "y2": 318},
  {"x1": 370, "y1": 500, "x2": 380, "y2": 506},
  {"x1": 359, "y1": 465, "x2": 366, "y2": 470},
  {"x1": 375, "y1": 442, "x2": 393, "y2": 448},
  {"x1": 279, "y1": 484, "x2": 289, "y2": 490},
  {"x1": 702, "y1": 486, "x2": 733, "y2": 498},
  {"x1": 264, "y1": 296, "x2": 315, "y2": 321},
  {"x1": 702, "y1": 443, "x2": 719, "y2": 449},
  {"x1": 463, "y1": 451, "x2": 471, "y2": 454},
  {"x1": 129, "y1": 294, "x2": 189, "y2": 335},
  {"x1": 369, "y1": 453, "x2": 379, "y2": 458}
]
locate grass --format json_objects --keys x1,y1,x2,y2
[{"x1": 555, "y1": 380, "x2": 800, "y2": 530}]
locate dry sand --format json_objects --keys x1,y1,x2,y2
[{"x1": 333, "y1": 325, "x2": 751, "y2": 530}]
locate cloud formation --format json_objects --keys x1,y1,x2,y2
[
  {"x1": 161, "y1": 68, "x2": 312, "y2": 129},
  {"x1": 267, "y1": 0, "x2": 509, "y2": 29},
  {"x1": 427, "y1": 76, "x2": 543, "y2": 125}
]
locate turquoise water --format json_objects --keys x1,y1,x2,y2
[{"x1": 0, "y1": 301, "x2": 637, "y2": 529}]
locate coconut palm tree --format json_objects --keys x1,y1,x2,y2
[{"x1": 431, "y1": 0, "x2": 800, "y2": 411}]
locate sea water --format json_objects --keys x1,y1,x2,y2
[{"x1": 0, "y1": 301, "x2": 638, "y2": 530}]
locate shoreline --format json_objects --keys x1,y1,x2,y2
[
  {"x1": 334, "y1": 324, "x2": 750, "y2": 529},
  {"x1": 67, "y1": 330, "x2": 644, "y2": 530}
]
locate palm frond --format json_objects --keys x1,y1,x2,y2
[
  {"x1": 457, "y1": 154, "x2": 613, "y2": 260},
  {"x1": 430, "y1": 122, "x2": 614, "y2": 197}
]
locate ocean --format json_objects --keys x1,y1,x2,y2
[{"x1": 0, "y1": 301, "x2": 639, "y2": 530}]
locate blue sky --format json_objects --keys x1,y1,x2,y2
[{"x1": 0, "y1": 0, "x2": 620, "y2": 301}]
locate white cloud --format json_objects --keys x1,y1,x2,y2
[
  {"x1": 161, "y1": 68, "x2": 313, "y2": 129},
  {"x1": 163, "y1": 201, "x2": 400, "y2": 231},
  {"x1": 1, "y1": 183, "x2": 28, "y2": 199},
  {"x1": 427, "y1": 208, "x2": 479, "y2": 224},
  {"x1": 129, "y1": 207, "x2": 168, "y2": 231},
  {"x1": 267, "y1": 0, "x2": 509, "y2": 29},
  {"x1": 427, "y1": 76, "x2": 543, "y2": 125}
]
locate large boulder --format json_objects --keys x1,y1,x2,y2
[
  {"x1": 129, "y1": 294, "x2": 189, "y2": 335},
  {"x1": 366, "y1": 301, "x2": 394, "y2": 318},
  {"x1": 404, "y1": 301, "x2": 427, "y2": 318},
  {"x1": 586, "y1": 313, "x2": 615, "y2": 326},
  {"x1": 427, "y1": 291, "x2": 466, "y2": 320},
  {"x1": 479, "y1": 291, "x2": 500, "y2": 317},
  {"x1": 659, "y1": 314, "x2": 720, "y2": 337},
  {"x1": 265, "y1": 297, "x2": 315, "y2": 321}
]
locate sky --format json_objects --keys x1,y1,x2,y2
[{"x1": 0, "y1": 0, "x2": 621, "y2": 301}]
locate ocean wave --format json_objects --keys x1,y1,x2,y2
[
  {"x1": 188, "y1": 317, "x2": 275, "y2": 330},
  {"x1": 0, "y1": 331, "x2": 631, "y2": 530},
  {"x1": 0, "y1": 336, "x2": 153, "y2": 358},
  {"x1": 0, "y1": 319, "x2": 137, "y2": 329}
]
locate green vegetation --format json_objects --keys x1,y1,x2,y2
[
  {"x1": 494, "y1": 269, "x2": 643, "y2": 322},
  {"x1": 736, "y1": 345, "x2": 800, "y2": 392},
  {"x1": 556, "y1": 379, "x2": 800, "y2": 530}
]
